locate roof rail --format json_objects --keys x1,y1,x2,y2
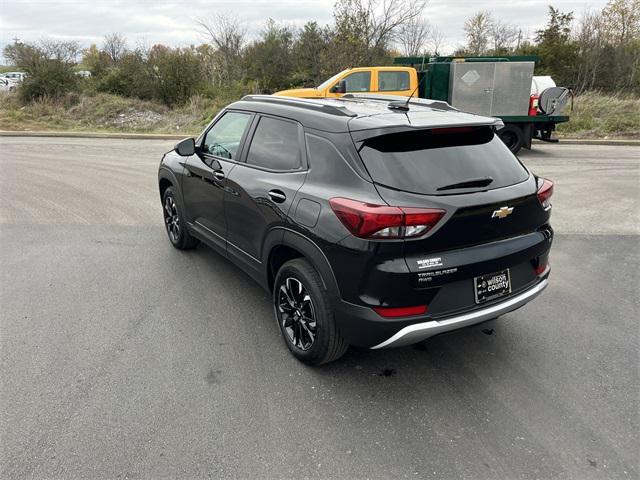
[
  {"x1": 240, "y1": 95, "x2": 357, "y2": 117},
  {"x1": 341, "y1": 93, "x2": 458, "y2": 112},
  {"x1": 393, "y1": 55, "x2": 540, "y2": 64}
]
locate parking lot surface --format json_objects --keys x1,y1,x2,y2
[{"x1": 1, "y1": 138, "x2": 638, "y2": 479}]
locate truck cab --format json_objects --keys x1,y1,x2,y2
[{"x1": 274, "y1": 66, "x2": 418, "y2": 99}]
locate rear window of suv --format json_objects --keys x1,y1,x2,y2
[{"x1": 357, "y1": 127, "x2": 529, "y2": 195}]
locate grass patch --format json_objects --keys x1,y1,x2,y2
[
  {"x1": 557, "y1": 91, "x2": 640, "y2": 139},
  {"x1": 0, "y1": 91, "x2": 231, "y2": 135},
  {"x1": 1, "y1": 90, "x2": 638, "y2": 139}
]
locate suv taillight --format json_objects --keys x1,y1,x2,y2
[
  {"x1": 537, "y1": 178, "x2": 554, "y2": 209},
  {"x1": 329, "y1": 198, "x2": 445, "y2": 239}
]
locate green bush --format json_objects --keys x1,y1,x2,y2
[
  {"x1": 97, "y1": 66, "x2": 136, "y2": 97},
  {"x1": 93, "y1": 46, "x2": 204, "y2": 106},
  {"x1": 3, "y1": 41, "x2": 80, "y2": 102},
  {"x1": 82, "y1": 44, "x2": 113, "y2": 78},
  {"x1": 19, "y1": 62, "x2": 79, "y2": 102},
  {"x1": 146, "y1": 45, "x2": 205, "y2": 106}
]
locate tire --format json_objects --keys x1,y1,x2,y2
[
  {"x1": 498, "y1": 124, "x2": 524, "y2": 154},
  {"x1": 161, "y1": 186, "x2": 199, "y2": 250},
  {"x1": 273, "y1": 258, "x2": 348, "y2": 365}
]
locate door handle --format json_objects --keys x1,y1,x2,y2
[
  {"x1": 268, "y1": 190, "x2": 286, "y2": 203},
  {"x1": 213, "y1": 170, "x2": 225, "y2": 181}
]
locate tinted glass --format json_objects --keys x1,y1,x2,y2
[
  {"x1": 378, "y1": 71, "x2": 410, "y2": 91},
  {"x1": 343, "y1": 71, "x2": 371, "y2": 92},
  {"x1": 246, "y1": 117, "x2": 301, "y2": 171},
  {"x1": 203, "y1": 112, "x2": 251, "y2": 160},
  {"x1": 358, "y1": 128, "x2": 529, "y2": 195}
]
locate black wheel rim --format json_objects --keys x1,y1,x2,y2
[
  {"x1": 277, "y1": 277, "x2": 317, "y2": 351},
  {"x1": 163, "y1": 196, "x2": 180, "y2": 243}
]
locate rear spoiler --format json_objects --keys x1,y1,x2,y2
[
  {"x1": 349, "y1": 121, "x2": 504, "y2": 143},
  {"x1": 340, "y1": 93, "x2": 503, "y2": 142}
]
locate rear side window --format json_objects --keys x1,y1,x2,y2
[
  {"x1": 358, "y1": 128, "x2": 528, "y2": 195},
  {"x1": 378, "y1": 71, "x2": 410, "y2": 91},
  {"x1": 246, "y1": 116, "x2": 301, "y2": 171}
]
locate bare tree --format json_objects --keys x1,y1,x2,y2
[
  {"x1": 464, "y1": 11, "x2": 493, "y2": 55},
  {"x1": 6, "y1": 39, "x2": 81, "y2": 66},
  {"x1": 103, "y1": 33, "x2": 127, "y2": 64},
  {"x1": 39, "y1": 39, "x2": 82, "y2": 63},
  {"x1": 573, "y1": 9, "x2": 607, "y2": 92},
  {"x1": 197, "y1": 14, "x2": 246, "y2": 84},
  {"x1": 367, "y1": 0, "x2": 430, "y2": 50},
  {"x1": 491, "y1": 19, "x2": 518, "y2": 53},
  {"x1": 600, "y1": 0, "x2": 640, "y2": 89},
  {"x1": 198, "y1": 14, "x2": 245, "y2": 58},
  {"x1": 428, "y1": 26, "x2": 446, "y2": 55},
  {"x1": 398, "y1": 15, "x2": 431, "y2": 56},
  {"x1": 333, "y1": 0, "x2": 429, "y2": 59},
  {"x1": 602, "y1": 0, "x2": 640, "y2": 45}
]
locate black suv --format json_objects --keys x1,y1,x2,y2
[{"x1": 158, "y1": 94, "x2": 553, "y2": 365}]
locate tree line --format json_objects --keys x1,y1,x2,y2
[
  {"x1": 3, "y1": 0, "x2": 638, "y2": 107},
  {"x1": 458, "y1": 1, "x2": 639, "y2": 92}
]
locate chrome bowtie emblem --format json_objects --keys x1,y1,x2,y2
[{"x1": 492, "y1": 206, "x2": 514, "y2": 219}]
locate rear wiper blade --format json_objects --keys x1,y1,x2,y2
[{"x1": 436, "y1": 176, "x2": 494, "y2": 191}]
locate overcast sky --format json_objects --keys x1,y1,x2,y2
[{"x1": 1, "y1": 0, "x2": 609, "y2": 62}]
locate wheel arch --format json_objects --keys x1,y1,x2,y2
[
  {"x1": 159, "y1": 177, "x2": 172, "y2": 199},
  {"x1": 158, "y1": 167, "x2": 182, "y2": 203},
  {"x1": 264, "y1": 228, "x2": 341, "y2": 299}
]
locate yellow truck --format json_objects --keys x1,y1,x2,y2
[
  {"x1": 274, "y1": 57, "x2": 571, "y2": 153},
  {"x1": 275, "y1": 66, "x2": 419, "y2": 99}
]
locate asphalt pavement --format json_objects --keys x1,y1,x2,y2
[{"x1": 1, "y1": 137, "x2": 638, "y2": 479}]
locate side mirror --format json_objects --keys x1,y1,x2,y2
[
  {"x1": 332, "y1": 79, "x2": 347, "y2": 94},
  {"x1": 174, "y1": 137, "x2": 195, "y2": 157}
]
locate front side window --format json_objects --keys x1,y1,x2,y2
[
  {"x1": 318, "y1": 71, "x2": 345, "y2": 91},
  {"x1": 341, "y1": 71, "x2": 372, "y2": 92},
  {"x1": 246, "y1": 117, "x2": 301, "y2": 171},
  {"x1": 203, "y1": 111, "x2": 252, "y2": 160},
  {"x1": 378, "y1": 71, "x2": 410, "y2": 91}
]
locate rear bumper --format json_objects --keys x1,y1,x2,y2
[
  {"x1": 371, "y1": 277, "x2": 548, "y2": 349},
  {"x1": 329, "y1": 228, "x2": 553, "y2": 316},
  {"x1": 334, "y1": 270, "x2": 549, "y2": 348}
]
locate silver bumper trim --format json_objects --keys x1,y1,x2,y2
[{"x1": 370, "y1": 279, "x2": 549, "y2": 349}]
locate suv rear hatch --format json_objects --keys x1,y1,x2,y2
[
  {"x1": 353, "y1": 125, "x2": 552, "y2": 315},
  {"x1": 354, "y1": 126, "x2": 547, "y2": 248}
]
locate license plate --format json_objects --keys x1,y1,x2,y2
[{"x1": 474, "y1": 269, "x2": 511, "y2": 304}]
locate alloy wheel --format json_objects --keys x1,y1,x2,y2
[
  {"x1": 277, "y1": 277, "x2": 317, "y2": 351},
  {"x1": 163, "y1": 195, "x2": 180, "y2": 243}
]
